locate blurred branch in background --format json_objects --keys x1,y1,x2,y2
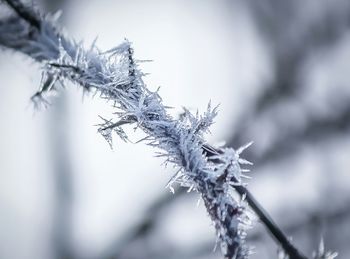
[
  {"x1": 254, "y1": 104, "x2": 350, "y2": 168},
  {"x1": 49, "y1": 93, "x2": 75, "y2": 259},
  {"x1": 41, "y1": 1, "x2": 74, "y2": 259},
  {"x1": 102, "y1": 188, "x2": 186, "y2": 259},
  {"x1": 247, "y1": 0, "x2": 350, "y2": 109},
  {"x1": 229, "y1": 0, "x2": 350, "y2": 152}
]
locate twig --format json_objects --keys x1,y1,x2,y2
[{"x1": 0, "y1": 1, "x2": 307, "y2": 258}]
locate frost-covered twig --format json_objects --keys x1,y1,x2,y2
[{"x1": 0, "y1": 1, "x2": 308, "y2": 258}]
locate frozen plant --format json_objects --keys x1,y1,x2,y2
[
  {"x1": 0, "y1": 1, "x2": 336, "y2": 259},
  {"x1": 0, "y1": 3, "x2": 251, "y2": 257}
]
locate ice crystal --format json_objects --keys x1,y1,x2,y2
[{"x1": 313, "y1": 238, "x2": 338, "y2": 259}]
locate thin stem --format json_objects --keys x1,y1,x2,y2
[
  {"x1": 235, "y1": 186, "x2": 307, "y2": 259},
  {"x1": 99, "y1": 119, "x2": 134, "y2": 131}
]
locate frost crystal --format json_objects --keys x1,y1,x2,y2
[
  {"x1": 313, "y1": 238, "x2": 338, "y2": 259},
  {"x1": 0, "y1": 10, "x2": 253, "y2": 259}
]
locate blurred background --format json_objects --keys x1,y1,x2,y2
[{"x1": 0, "y1": 0, "x2": 350, "y2": 258}]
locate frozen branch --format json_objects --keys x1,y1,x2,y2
[{"x1": 0, "y1": 1, "x2": 309, "y2": 258}]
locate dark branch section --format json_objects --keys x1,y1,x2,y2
[{"x1": 3, "y1": 0, "x2": 41, "y2": 29}]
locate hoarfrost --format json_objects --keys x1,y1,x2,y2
[{"x1": 0, "y1": 11, "x2": 253, "y2": 259}]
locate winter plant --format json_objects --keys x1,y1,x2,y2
[{"x1": 0, "y1": 1, "x2": 338, "y2": 258}]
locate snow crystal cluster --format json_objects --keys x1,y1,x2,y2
[{"x1": 0, "y1": 9, "x2": 253, "y2": 259}]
